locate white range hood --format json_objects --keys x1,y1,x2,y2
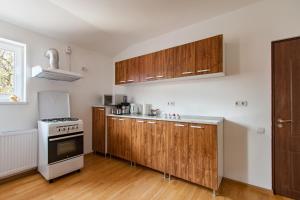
[{"x1": 32, "y1": 65, "x2": 82, "y2": 82}]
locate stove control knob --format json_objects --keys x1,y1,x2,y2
[{"x1": 62, "y1": 128, "x2": 66, "y2": 131}]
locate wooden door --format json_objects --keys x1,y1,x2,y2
[
  {"x1": 143, "y1": 120, "x2": 166, "y2": 172},
  {"x1": 116, "y1": 118, "x2": 131, "y2": 160},
  {"x1": 131, "y1": 119, "x2": 146, "y2": 163},
  {"x1": 115, "y1": 60, "x2": 127, "y2": 85},
  {"x1": 126, "y1": 58, "x2": 140, "y2": 83},
  {"x1": 173, "y1": 42, "x2": 195, "y2": 77},
  {"x1": 140, "y1": 53, "x2": 155, "y2": 82},
  {"x1": 188, "y1": 123, "x2": 217, "y2": 189},
  {"x1": 107, "y1": 117, "x2": 118, "y2": 155},
  {"x1": 92, "y1": 107, "x2": 105, "y2": 153},
  {"x1": 272, "y1": 37, "x2": 300, "y2": 199},
  {"x1": 153, "y1": 48, "x2": 174, "y2": 80},
  {"x1": 167, "y1": 122, "x2": 189, "y2": 180},
  {"x1": 195, "y1": 35, "x2": 223, "y2": 74}
]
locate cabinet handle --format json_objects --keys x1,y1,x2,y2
[
  {"x1": 127, "y1": 80, "x2": 134, "y2": 82},
  {"x1": 147, "y1": 121, "x2": 156, "y2": 124},
  {"x1": 98, "y1": 109, "x2": 105, "y2": 111},
  {"x1": 190, "y1": 125, "x2": 204, "y2": 129},
  {"x1": 156, "y1": 75, "x2": 164, "y2": 78},
  {"x1": 137, "y1": 120, "x2": 145, "y2": 123},
  {"x1": 145, "y1": 76, "x2": 154, "y2": 80},
  {"x1": 120, "y1": 80, "x2": 126, "y2": 83},
  {"x1": 175, "y1": 124, "x2": 185, "y2": 127},
  {"x1": 181, "y1": 71, "x2": 193, "y2": 75},
  {"x1": 197, "y1": 69, "x2": 210, "y2": 73},
  {"x1": 119, "y1": 119, "x2": 125, "y2": 121}
]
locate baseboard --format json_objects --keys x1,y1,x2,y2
[
  {"x1": 0, "y1": 168, "x2": 37, "y2": 184},
  {"x1": 222, "y1": 177, "x2": 273, "y2": 195}
]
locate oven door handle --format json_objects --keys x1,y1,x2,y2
[{"x1": 49, "y1": 133, "x2": 84, "y2": 142}]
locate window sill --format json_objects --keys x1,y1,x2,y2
[{"x1": 0, "y1": 101, "x2": 28, "y2": 105}]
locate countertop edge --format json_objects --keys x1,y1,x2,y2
[{"x1": 106, "y1": 114, "x2": 224, "y2": 125}]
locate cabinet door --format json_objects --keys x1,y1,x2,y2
[
  {"x1": 167, "y1": 122, "x2": 189, "y2": 180},
  {"x1": 188, "y1": 124, "x2": 217, "y2": 189},
  {"x1": 139, "y1": 53, "x2": 155, "y2": 82},
  {"x1": 107, "y1": 117, "x2": 117, "y2": 155},
  {"x1": 116, "y1": 118, "x2": 132, "y2": 160},
  {"x1": 146, "y1": 120, "x2": 166, "y2": 172},
  {"x1": 92, "y1": 107, "x2": 106, "y2": 153},
  {"x1": 195, "y1": 35, "x2": 223, "y2": 74},
  {"x1": 153, "y1": 48, "x2": 174, "y2": 80},
  {"x1": 174, "y1": 42, "x2": 195, "y2": 77},
  {"x1": 131, "y1": 119, "x2": 146, "y2": 164},
  {"x1": 115, "y1": 60, "x2": 127, "y2": 85},
  {"x1": 126, "y1": 58, "x2": 140, "y2": 83}
]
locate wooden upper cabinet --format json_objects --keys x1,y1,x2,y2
[
  {"x1": 115, "y1": 35, "x2": 223, "y2": 85},
  {"x1": 115, "y1": 61, "x2": 127, "y2": 84},
  {"x1": 173, "y1": 42, "x2": 195, "y2": 77},
  {"x1": 195, "y1": 35, "x2": 223, "y2": 74},
  {"x1": 92, "y1": 107, "x2": 106, "y2": 153},
  {"x1": 139, "y1": 53, "x2": 155, "y2": 82},
  {"x1": 188, "y1": 123, "x2": 218, "y2": 189},
  {"x1": 126, "y1": 58, "x2": 140, "y2": 83},
  {"x1": 153, "y1": 48, "x2": 175, "y2": 80},
  {"x1": 167, "y1": 122, "x2": 189, "y2": 180}
]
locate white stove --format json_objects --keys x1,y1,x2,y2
[{"x1": 37, "y1": 92, "x2": 84, "y2": 182}]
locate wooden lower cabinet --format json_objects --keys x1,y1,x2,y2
[
  {"x1": 188, "y1": 123, "x2": 218, "y2": 190},
  {"x1": 167, "y1": 122, "x2": 189, "y2": 180},
  {"x1": 107, "y1": 117, "x2": 131, "y2": 160},
  {"x1": 92, "y1": 107, "x2": 106, "y2": 153},
  {"x1": 107, "y1": 116, "x2": 222, "y2": 191},
  {"x1": 131, "y1": 119, "x2": 166, "y2": 172}
]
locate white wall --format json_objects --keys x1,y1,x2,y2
[
  {"x1": 114, "y1": 0, "x2": 300, "y2": 189},
  {"x1": 0, "y1": 20, "x2": 113, "y2": 153}
]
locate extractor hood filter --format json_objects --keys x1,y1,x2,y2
[{"x1": 32, "y1": 65, "x2": 82, "y2": 82}]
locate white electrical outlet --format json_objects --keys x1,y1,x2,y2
[
  {"x1": 257, "y1": 128, "x2": 265, "y2": 134},
  {"x1": 235, "y1": 100, "x2": 248, "y2": 107}
]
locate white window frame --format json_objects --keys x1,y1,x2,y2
[{"x1": 0, "y1": 38, "x2": 26, "y2": 104}]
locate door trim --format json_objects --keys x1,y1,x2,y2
[{"x1": 271, "y1": 36, "x2": 300, "y2": 194}]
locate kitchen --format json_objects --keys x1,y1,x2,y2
[{"x1": 0, "y1": 0, "x2": 299, "y2": 199}]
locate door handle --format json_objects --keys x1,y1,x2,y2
[
  {"x1": 181, "y1": 71, "x2": 193, "y2": 75},
  {"x1": 277, "y1": 118, "x2": 292, "y2": 123},
  {"x1": 190, "y1": 125, "x2": 204, "y2": 129},
  {"x1": 197, "y1": 69, "x2": 210, "y2": 73}
]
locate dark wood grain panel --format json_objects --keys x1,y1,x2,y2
[
  {"x1": 92, "y1": 107, "x2": 106, "y2": 153},
  {"x1": 153, "y1": 48, "x2": 175, "y2": 80},
  {"x1": 107, "y1": 116, "x2": 117, "y2": 155},
  {"x1": 139, "y1": 53, "x2": 155, "y2": 82},
  {"x1": 115, "y1": 61, "x2": 127, "y2": 84},
  {"x1": 195, "y1": 35, "x2": 223, "y2": 74},
  {"x1": 272, "y1": 36, "x2": 300, "y2": 199},
  {"x1": 126, "y1": 58, "x2": 140, "y2": 83},
  {"x1": 173, "y1": 42, "x2": 195, "y2": 77},
  {"x1": 188, "y1": 123, "x2": 217, "y2": 189},
  {"x1": 167, "y1": 122, "x2": 189, "y2": 180}
]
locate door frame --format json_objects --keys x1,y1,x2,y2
[{"x1": 271, "y1": 36, "x2": 300, "y2": 194}]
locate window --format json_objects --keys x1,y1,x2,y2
[{"x1": 0, "y1": 38, "x2": 26, "y2": 103}]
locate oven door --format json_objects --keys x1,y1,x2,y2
[{"x1": 48, "y1": 132, "x2": 84, "y2": 164}]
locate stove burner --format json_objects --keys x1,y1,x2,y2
[{"x1": 41, "y1": 117, "x2": 79, "y2": 122}]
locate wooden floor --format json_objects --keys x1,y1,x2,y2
[{"x1": 0, "y1": 154, "x2": 291, "y2": 200}]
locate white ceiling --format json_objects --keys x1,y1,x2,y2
[{"x1": 0, "y1": 0, "x2": 262, "y2": 56}]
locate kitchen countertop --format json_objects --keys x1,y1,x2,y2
[{"x1": 106, "y1": 114, "x2": 223, "y2": 125}]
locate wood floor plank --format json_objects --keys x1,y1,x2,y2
[{"x1": 0, "y1": 154, "x2": 291, "y2": 200}]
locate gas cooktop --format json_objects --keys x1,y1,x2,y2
[{"x1": 41, "y1": 117, "x2": 79, "y2": 122}]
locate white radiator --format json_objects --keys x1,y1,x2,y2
[{"x1": 0, "y1": 129, "x2": 38, "y2": 179}]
